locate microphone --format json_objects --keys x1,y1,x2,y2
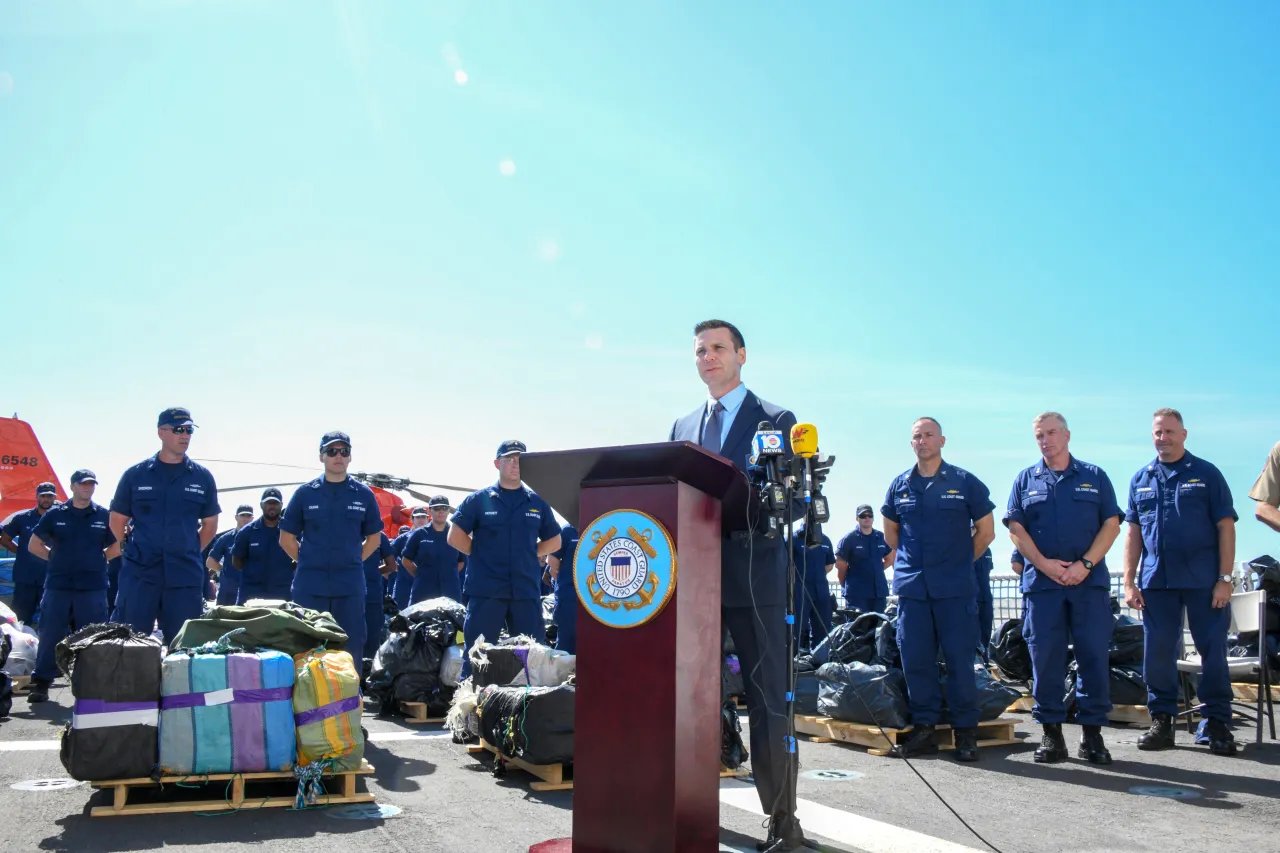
[
  {"x1": 790, "y1": 423, "x2": 819, "y2": 508},
  {"x1": 790, "y1": 423, "x2": 818, "y2": 458},
  {"x1": 750, "y1": 420, "x2": 785, "y2": 468}
]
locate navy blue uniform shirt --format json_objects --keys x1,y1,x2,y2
[
  {"x1": 281, "y1": 476, "x2": 384, "y2": 596},
  {"x1": 32, "y1": 501, "x2": 115, "y2": 590},
  {"x1": 363, "y1": 531, "x2": 393, "y2": 590},
  {"x1": 791, "y1": 531, "x2": 835, "y2": 587},
  {"x1": 836, "y1": 528, "x2": 891, "y2": 600},
  {"x1": 1004, "y1": 456, "x2": 1123, "y2": 594},
  {"x1": 882, "y1": 462, "x2": 996, "y2": 601},
  {"x1": 404, "y1": 524, "x2": 464, "y2": 601},
  {"x1": 232, "y1": 519, "x2": 295, "y2": 594},
  {"x1": 110, "y1": 455, "x2": 220, "y2": 587},
  {"x1": 3, "y1": 507, "x2": 51, "y2": 585},
  {"x1": 1125, "y1": 452, "x2": 1237, "y2": 589},
  {"x1": 451, "y1": 483, "x2": 560, "y2": 600}
]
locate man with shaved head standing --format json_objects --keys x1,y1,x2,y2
[{"x1": 882, "y1": 417, "x2": 995, "y2": 761}]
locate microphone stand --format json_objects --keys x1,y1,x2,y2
[{"x1": 763, "y1": 467, "x2": 842, "y2": 853}]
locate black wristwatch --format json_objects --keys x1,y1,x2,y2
[{"x1": 1081, "y1": 558, "x2": 1095, "y2": 570}]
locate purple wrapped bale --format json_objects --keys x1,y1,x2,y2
[{"x1": 160, "y1": 650, "x2": 296, "y2": 774}]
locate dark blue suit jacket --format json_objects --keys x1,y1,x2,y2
[{"x1": 669, "y1": 389, "x2": 798, "y2": 608}]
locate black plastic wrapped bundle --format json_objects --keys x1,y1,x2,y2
[
  {"x1": 477, "y1": 683, "x2": 575, "y2": 765},
  {"x1": 57, "y1": 623, "x2": 162, "y2": 781}
]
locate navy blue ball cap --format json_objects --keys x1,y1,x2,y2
[
  {"x1": 158, "y1": 407, "x2": 196, "y2": 428},
  {"x1": 411, "y1": 506, "x2": 429, "y2": 517},
  {"x1": 261, "y1": 487, "x2": 283, "y2": 504},
  {"x1": 856, "y1": 504, "x2": 874, "y2": 518},
  {"x1": 428, "y1": 494, "x2": 452, "y2": 509},
  {"x1": 496, "y1": 439, "x2": 527, "y2": 458},
  {"x1": 36, "y1": 481, "x2": 58, "y2": 495},
  {"x1": 235, "y1": 504, "x2": 254, "y2": 517},
  {"x1": 69, "y1": 470, "x2": 97, "y2": 486},
  {"x1": 320, "y1": 430, "x2": 351, "y2": 451},
  {"x1": 398, "y1": 525, "x2": 411, "y2": 534}
]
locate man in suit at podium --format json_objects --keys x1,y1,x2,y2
[{"x1": 669, "y1": 319, "x2": 805, "y2": 852}]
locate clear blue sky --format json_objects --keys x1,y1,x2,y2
[{"x1": 3, "y1": 1, "x2": 1278, "y2": 571}]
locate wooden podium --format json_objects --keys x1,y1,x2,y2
[{"x1": 520, "y1": 442, "x2": 747, "y2": 853}]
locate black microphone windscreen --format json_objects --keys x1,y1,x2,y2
[{"x1": 757, "y1": 420, "x2": 774, "y2": 431}]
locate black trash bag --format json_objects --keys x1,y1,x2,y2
[
  {"x1": 542, "y1": 595, "x2": 558, "y2": 646},
  {"x1": 795, "y1": 653, "x2": 819, "y2": 674},
  {"x1": 0, "y1": 673, "x2": 11, "y2": 718},
  {"x1": 0, "y1": 630, "x2": 10, "y2": 669},
  {"x1": 401, "y1": 597, "x2": 466, "y2": 635},
  {"x1": 816, "y1": 661, "x2": 910, "y2": 730},
  {"x1": 1110, "y1": 615, "x2": 1145, "y2": 665},
  {"x1": 990, "y1": 619, "x2": 1032, "y2": 683},
  {"x1": 811, "y1": 614, "x2": 886, "y2": 666},
  {"x1": 367, "y1": 623, "x2": 446, "y2": 707},
  {"x1": 941, "y1": 665, "x2": 1019, "y2": 724},
  {"x1": 1110, "y1": 665, "x2": 1148, "y2": 706},
  {"x1": 1249, "y1": 555, "x2": 1280, "y2": 593},
  {"x1": 477, "y1": 683, "x2": 575, "y2": 765},
  {"x1": 722, "y1": 655, "x2": 745, "y2": 701},
  {"x1": 721, "y1": 697, "x2": 749, "y2": 769},
  {"x1": 872, "y1": 621, "x2": 900, "y2": 670},
  {"x1": 1229, "y1": 632, "x2": 1280, "y2": 681},
  {"x1": 1109, "y1": 594, "x2": 1121, "y2": 616},
  {"x1": 1064, "y1": 661, "x2": 1149, "y2": 718},
  {"x1": 794, "y1": 670, "x2": 820, "y2": 715},
  {"x1": 56, "y1": 623, "x2": 162, "y2": 781}
]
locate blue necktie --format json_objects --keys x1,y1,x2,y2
[{"x1": 702, "y1": 401, "x2": 726, "y2": 455}]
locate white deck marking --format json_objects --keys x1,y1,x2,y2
[
  {"x1": 720, "y1": 781, "x2": 988, "y2": 853},
  {"x1": 0, "y1": 740, "x2": 61, "y2": 752}
]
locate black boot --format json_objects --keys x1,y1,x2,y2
[
  {"x1": 1205, "y1": 718, "x2": 1238, "y2": 757},
  {"x1": 756, "y1": 815, "x2": 805, "y2": 852},
  {"x1": 1078, "y1": 725, "x2": 1112, "y2": 765},
  {"x1": 890, "y1": 724, "x2": 938, "y2": 758},
  {"x1": 1137, "y1": 712, "x2": 1175, "y2": 751},
  {"x1": 953, "y1": 727, "x2": 980, "y2": 762},
  {"x1": 1034, "y1": 722, "x2": 1069, "y2": 763},
  {"x1": 26, "y1": 680, "x2": 50, "y2": 704}
]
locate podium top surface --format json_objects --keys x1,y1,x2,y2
[{"x1": 519, "y1": 441, "x2": 748, "y2": 530}]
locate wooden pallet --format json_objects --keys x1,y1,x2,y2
[
  {"x1": 794, "y1": 715, "x2": 1018, "y2": 756},
  {"x1": 466, "y1": 739, "x2": 742, "y2": 791},
  {"x1": 1232, "y1": 684, "x2": 1280, "y2": 704},
  {"x1": 11, "y1": 675, "x2": 30, "y2": 696},
  {"x1": 88, "y1": 760, "x2": 375, "y2": 817},
  {"x1": 400, "y1": 701, "x2": 445, "y2": 724},
  {"x1": 1108, "y1": 705, "x2": 1152, "y2": 726},
  {"x1": 1006, "y1": 695, "x2": 1035, "y2": 712},
  {"x1": 467, "y1": 739, "x2": 572, "y2": 791}
]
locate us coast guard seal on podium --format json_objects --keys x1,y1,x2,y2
[{"x1": 575, "y1": 509, "x2": 676, "y2": 628}]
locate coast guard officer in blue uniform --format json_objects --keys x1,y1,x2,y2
[
  {"x1": 1123, "y1": 408, "x2": 1239, "y2": 756},
  {"x1": 545, "y1": 522, "x2": 580, "y2": 654},
  {"x1": 882, "y1": 416, "x2": 995, "y2": 761},
  {"x1": 25, "y1": 470, "x2": 118, "y2": 703},
  {"x1": 391, "y1": 520, "x2": 418, "y2": 610},
  {"x1": 279, "y1": 431, "x2": 384, "y2": 659},
  {"x1": 668, "y1": 319, "x2": 805, "y2": 850},
  {"x1": 791, "y1": 524, "x2": 835, "y2": 649},
  {"x1": 449, "y1": 440, "x2": 561, "y2": 679},
  {"x1": 231, "y1": 488, "x2": 296, "y2": 603},
  {"x1": 1005, "y1": 412, "x2": 1122, "y2": 764},
  {"x1": 403, "y1": 495, "x2": 465, "y2": 605},
  {"x1": 110, "y1": 407, "x2": 221, "y2": 642},
  {"x1": 207, "y1": 505, "x2": 253, "y2": 605},
  {"x1": 361, "y1": 530, "x2": 395, "y2": 663},
  {"x1": 1, "y1": 481, "x2": 58, "y2": 624},
  {"x1": 835, "y1": 505, "x2": 891, "y2": 613}
]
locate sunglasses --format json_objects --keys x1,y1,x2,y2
[
  {"x1": 165, "y1": 425, "x2": 196, "y2": 435},
  {"x1": 857, "y1": 514, "x2": 873, "y2": 520},
  {"x1": 323, "y1": 447, "x2": 351, "y2": 457}
]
